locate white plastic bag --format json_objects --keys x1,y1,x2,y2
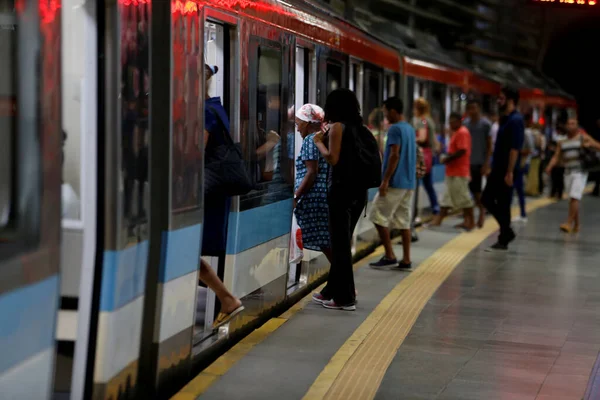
[{"x1": 289, "y1": 214, "x2": 304, "y2": 264}]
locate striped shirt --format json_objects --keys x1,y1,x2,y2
[{"x1": 560, "y1": 134, "x2": 583, "y2": 173}]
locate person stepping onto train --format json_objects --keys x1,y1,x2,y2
[
  {"x1": 429, "y1": 112, "x2": 475, "y2": 230},
  {"x1": 369, "y1": 97, "x2": 417, "y2": 270},
  {"x1": 201, "y1": 64, "x2": 244, "y2": 328},
  {"x1": 293, "y1": 104, "x2": 333, "y2": 264},
  {"x1": 312, "y1": 89, "x2": 381, "y2": 311}
]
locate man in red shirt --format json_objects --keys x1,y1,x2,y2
[{"x1": 430, "y1": 112, "x2": 475, "y2": 229}]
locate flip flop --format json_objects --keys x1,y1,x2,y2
[{"x1": 213, "y1": 305, "x2": 245, "y2": 330}]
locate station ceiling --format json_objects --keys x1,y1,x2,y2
[{"x1": 318, "y1": 0, "x2": 587, "y2": 71}]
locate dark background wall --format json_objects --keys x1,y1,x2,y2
[
  {"x1": 543, "y1": 15, "x2": 599, "y2": 135},
  {"x1": 315, "y1": 0, "x2": 597, "y2": 133}
]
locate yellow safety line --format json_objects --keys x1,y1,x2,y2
[
  {"x1": 171, "y1": 230, "x2": 405, "y2": 400},
  {"x1": 303, "y1": 196, "x2": 556, "y2": 400},
  {"x1": 174, "y1": 193, "x2": 565, "y2": 400}
]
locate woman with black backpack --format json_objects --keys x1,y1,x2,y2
[{"x1": 312, "y1": 89, "x2": 381, "y2": 311}]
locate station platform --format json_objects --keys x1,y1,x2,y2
[{"x1": 173, "y1": 195, "x2": 600, "y2": 400}]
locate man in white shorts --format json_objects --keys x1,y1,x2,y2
[
  {"x1": 546, "y1": 117, "x2": 600, "y2": 233},
  {"x1": 369, "y1": 97, "x2": 417, "y2": 270}
]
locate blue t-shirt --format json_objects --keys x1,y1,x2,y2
[
  {"x1": 205, "y1": 97, "x2": 230, "y2": 138},
  {"x1": 384, "y1": 121, "x2": 417, "y2": 190}
]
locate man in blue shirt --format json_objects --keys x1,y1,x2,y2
[
  {"x1": 483, "y1": 86, "x2": 525, "y2": 251},
  {"x1": 369, "y1": 97, "x2": 417, "y2": 270}
]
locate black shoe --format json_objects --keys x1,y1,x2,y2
[
  {"x1": 485, "y1": 242, "x2": 508, "y2": 252},
  {"x1": 370, "y1": 257, "x2": 398, "y2": 268},
  {"x1": 394, "y1": 261, "x2": 412, "y2": 270},
  {"x1": 411, "y1": 233, "x2": 419, "y2": 243},
  {"x1": 507, "y1": 229, "x2": 516, "y2": 244}
]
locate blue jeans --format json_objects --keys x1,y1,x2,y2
[
  {"x1": 421, "y1": 172, "x2": 440, "y2": 215},
  {"x1": 511, "y1": 166, "x2": 528, "y2": 218}
]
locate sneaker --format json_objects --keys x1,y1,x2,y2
[
  {"x1": 312, "y1": 293, "x2": 329, "y2": 304},
  {"x1": 411, "y1": 233, "x2": 419, "y2": 243},
  {"x1": 394, "y1": 261, "x2": 412, "y2": 270},
  {"x1": 505, "y1": 229, "x2": 516, "y2": 244},
  {"x1": 512, "y1": 216, "x2": 528, "y2": 223},
  {"x1": 485, "y1": 242, "x2": 508, "y2": 252},
  {"x1": 369, "y1": 257, "x2": 398, "y2": 269},
  {"x1": 322, "y1": 300, "x2": 356, "y2": 311}
]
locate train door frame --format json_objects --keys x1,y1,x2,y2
[
  {"x1": 56, "y1": 0, "x2": 99, "y2": 398},
  {"x1": 85, "y1": 0, "x2": 152, "y2": 397},
  {"x1": 316, "y1": 46, "x2": 348, "y2": 106},
  {"x1": 200, "y1": 11, "x2": 238, "y2": 333},
  {"x1": 222, "y1": 16, "x2": 295, "y2": 334},
  {"x1": 289, "y1": 39, "x2": 317, "y2": 292}
]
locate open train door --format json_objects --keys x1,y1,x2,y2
[{"x1": 0, "y1": 0, "x2": 62, "y2": 398}]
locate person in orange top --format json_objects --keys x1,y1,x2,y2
[{"x1": 430, "y1": 112, "x2": 475, "y2": 230}]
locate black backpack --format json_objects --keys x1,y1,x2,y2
[{"x1": 351, "y1": 125, "x2": 382, "y2": 190}]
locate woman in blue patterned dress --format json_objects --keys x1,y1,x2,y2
[{"x1": 294, "y1": 104, "x2": 332, "y2": 262}]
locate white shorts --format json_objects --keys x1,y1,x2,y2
[
  {"x1": 368, "y1": 188, "x2": 414, "y2": 230},
  {"x1": 564, "y1": 171, "x2": 588, "y2": 200}
]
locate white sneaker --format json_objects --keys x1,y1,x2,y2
[{"x1": 512, "y1": 216, "x2": 528, "y2": 223}]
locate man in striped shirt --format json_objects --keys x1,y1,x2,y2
[{"x1": 545, "y1": 118, "x2": 600, "y2": 233}]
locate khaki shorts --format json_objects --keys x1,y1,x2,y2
[
  {"x1": 441, "y1": 176, "x2": 474, "y2": 210},
  {"x1": 564, "y1": 171, "x2": 588, "y2": 200},
  {"x1": 368, "y1": 188, "x2": 414, "y2": 230}
]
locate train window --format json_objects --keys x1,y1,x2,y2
[
  {"x1": 350, "y1": 63, "x2": 358, "y2": 92},
  {"x1": 430, "y1": 82, "x2": 446, "y2": 135},
  {"x1": 349, "y1": 61, "x2": 363, "y2": 110},
  {"x1": 384, "y1": 74, "x2": 391, "y2": 99},
  {"x1": 256, "y1": 45, "x2": 282, "y2": 183},
  {"x1": 363, "y1": 68, "x2": 382, "y2": 141},
  {"x1": 406, "y1": 76, "x2": 415, "y2": 120},
  {"x1": 326, "y1": 61, "x2": 342, "y2": 95},
  {"x1": 0, "y1": 18, "x2": 15, "y2": 228},
  {"x1": 451, "y1": 88, "x2": 466, "y2": 114}
]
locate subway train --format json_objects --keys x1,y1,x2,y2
[{"x1": 0, "y1": 0, "x2": 577, "y2": 399}]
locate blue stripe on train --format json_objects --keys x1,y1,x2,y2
[
  {"x1": 160, "y1": 224, "x2": 202, "y2": 283},
  {"x1": 100, "y1": 241, "x2": 149, "y2": 312},
  {"x1": 0, "y1": 275, "x2": 59, "y2": 374},
  {"x1": 226, "y1": 199, "x2": 293, "y2": 255}
]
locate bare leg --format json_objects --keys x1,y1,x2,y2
[
  {"x1": 400, "y1": 229, "x2": 411, "y2": 264},
  {"x1": 430, "y1": 207, "x2": 449, "y2": 226},
  {"x1": 375, "y1": 224, "x2": 395, "y2": 260},
  {"x1": 567, "y1": 199, "x2": 577, "y2": 226},
  {"x1": 200, "y1": 259, "x2": 241, "y2": 314},
  {"x1": 573, "y1": 199, "x2": 581, "y2": 231},
  {"x1": 463, "y1": 208, "x2": 475, "y2": 230}
]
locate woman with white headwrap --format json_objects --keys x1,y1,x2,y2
[{"x1": 294, "y1": 104, "x2": 332, "y2": 261}]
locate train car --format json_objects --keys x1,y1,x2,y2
[
  {"x1": 1, "y1": 0, "x2": 578, "y2": 399},
  {"x1": 54, "y1": 0, "x2": 403, "y2": 399},
  {"x1": 0, "y1": 0, "x2": 62, "y2": 399}
]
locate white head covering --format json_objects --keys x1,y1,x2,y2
[{"x1": 296, "y1": 104, "x2": 324, "y2": 124}]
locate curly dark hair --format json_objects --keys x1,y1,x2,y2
[{"x1": 324, "y1": 88, "x2": 362, "y2": 125}]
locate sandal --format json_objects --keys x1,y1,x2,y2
[{"x1": 213, "y1": 305, "x2": 245, "y2": 330}]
